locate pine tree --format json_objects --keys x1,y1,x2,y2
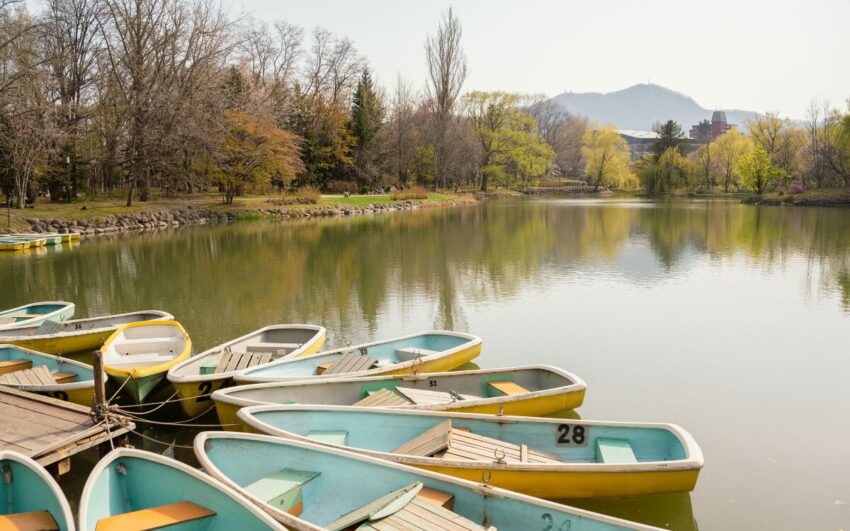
[
  {"x1": 350, "y1": 67, "x2": 384, "y2": 187},
  {"x1": 652, "y1": 120, "x2": 686, "y2": 159}
]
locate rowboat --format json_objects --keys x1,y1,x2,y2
[
  {"x1": 3, "y1": 234, "x2": 63, "y2": 245},
  {"x1": 213, "y1": 365, "x2": 586, "y2": 430},
  {"x1": 101, "y1": 320, "x2": 191, "y2": 404},
  {"x1": 194, "y1": 431, "x2": 659, "y2": 530},
  {"x1": 239, "y1": 405, "x2": 704, "y2": 499},
  {"x1": 0, "y1": 451, "x2": 75, "y2": 531},
  {"x1": 13, "y1": 232, "x2": 80, "y2": 243},
  {"x1": 78, "y1": 448, "x2": 283, "y2": 531},
  {"x1": 0, "y1": 239, "x2": 31, "y2": 251},
  {"x1": 0, "y1": 310, "x2": 174, "y2": 355},
  {"x1": 0, "y1": 301, "x2": 75, "y2": 331},
  {"x1": 167, "y1": 324, "x2": 327, "y2": 418},
  {"x1": 234, "y1": 330, "x2": 482, "y2": 384},
  {"x1": 0, "y1": 344, "x2": 96, "y2": 406}
]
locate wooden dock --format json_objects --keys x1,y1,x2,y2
[{"x1": 0, "y1": 386, "x2": 133, "y2": 476}]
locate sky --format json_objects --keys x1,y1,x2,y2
[{"x1": 232, "y1": 0, "x2": 850, "y2": 119}]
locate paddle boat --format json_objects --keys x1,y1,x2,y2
[
  {"x1": 0, "y1": 302, "x2": 75, "y2": 331},
  {"x1": 0, "y1": 344, "x2": 97, "y2": 406},
  {"x1": 78, "y1": 448, "x2": 283, "y2": 531},
  {"x1": 194, "y1": 431, "x2": 659, "y2": 530},
  {"x1": 101, "y1": 320, "x2": 191, "y2": 404},
  {"x1": 213, "y1": 365, "x2": 586, "y2": 430},
  {"x1": 0, "y1": 310, "x2": 173, "y2": 355},
  {"x1": 234, "y1": 330, "x2": 482, "y2": 385},
  {"x1": 0, "y1": 451, "x2": 75, "y2": 531},
  {"x1": 167, "y1": 324, "x2": 327, "y2": 418},
  {"x1": 239, "y1": 405, "x2": 704, "y2": 499}
]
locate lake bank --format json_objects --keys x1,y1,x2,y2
[
  {"x1": 0, "y1": 192, "x2": 477, "y2": 237},
  {"x1": 741, "y1": 186, "x2": 850, "y2": 207}
]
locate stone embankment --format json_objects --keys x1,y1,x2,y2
[{"x1": 1, "y1": 198, "x2": 471, "y2": 237}]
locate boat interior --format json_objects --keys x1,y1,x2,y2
[
  {"x1": 0, "y1": 346, "x2": 89, "y2": 386},
  {"x1": 0, "y1": 311, "x2": 170, "y2": 339},
  {"x1": 106, "y1": 325, "x2": 186, "y2": 368},
  {"x1": 0, "y1": 457, "x2": 70, "y2": 531},
  {"x1": 0, "y1": 304, "x2": 67, "y2": 326}
]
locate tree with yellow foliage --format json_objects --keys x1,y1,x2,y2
[
  {"x1": 214, "y1": 110, "x2": 305, "y2": 204},
  {"x1": 714, "y1": 129, "x2": 752, "y2": 192},
  {"x1": 581, "y1": 126, "x2": 635, "y2": 190}
]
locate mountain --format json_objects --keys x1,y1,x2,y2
[{"x1": 552, "y1": 84, "x2": 761, "y2": 131}]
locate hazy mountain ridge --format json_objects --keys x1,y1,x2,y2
[{"x1": 552, "y1": 83, "x2": 762, "y2": 131}]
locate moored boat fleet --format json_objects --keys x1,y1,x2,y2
[{"x1": 0, "y1": 300, "x2": 704, "y2": 530}]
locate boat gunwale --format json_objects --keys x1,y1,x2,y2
[
  {"x1": 233, "y1": 329, "x2": 483, "y2": 384},
  {"x1": 193, "y1": 430, "x2": 662, "y2": 531},
  {"x1": 0, "y1": 343, "x2": 96, "y2": 392},
  {"x1": 0, "y1": 310, "x2": 175, "y2": 341},
  {"x1": 238, "y1": 404, "x2": 704, "y2": 473},
  {"x1": 101, "y1": 320, "x2": 192, "y2": 379},
  {"x1": 167, "y1": 324, "x2": 327, "y2": 384},
  {"x1": 77, "y1": 447, "x2": 283, "y2": 531},
  {"x1": 0, "y1": 301, "x2": 75, "y2": 331},
  {"x1": 0, "y1": 450, "x2": 76, "y2": 531},
  {"x1": 213, "y1": 364, "x2": 586, "y2": 411}
]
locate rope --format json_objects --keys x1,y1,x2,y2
[
  {"x1": 123, "y1": 425, "x2": 197, "y2": 450},
  {"x1": 112, "y1": 391, "x2": 180, "y2": 416},
  {"x1": 116, "y1": 391, "x2": 216, "y2": 408},
  {"x1": 107, "y1": 374, "x2": 132, "y2": 404},
  {"x1": 115, "y1": 407, "x2": 238, "y2": 429}
]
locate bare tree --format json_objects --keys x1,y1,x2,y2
[
  {"x1": 527, "y1": 96, "x2": 587, "y2": 178},
  {"x1": 425, "y1": 7, "x2": 467, "y2": 189}
]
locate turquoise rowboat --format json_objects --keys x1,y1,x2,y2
[
  {"x1": 195, "y1": 431, "x2": 660, "y2": 530},
  {"x1": 0, "y1": 344, "x2": 96, "y2": 406},
  {"x1": 0, "y1": 301, "x2": 75, "y2": 331},
  {"x1": 234, "y1": 330, "x2": 482, "y2": 384},
  {"x1": 10, "y1": 232, "x2": 79, "y2": 244},
  {"x1": 78, "y1": 448, "x2": 283, "y2": 531},
  {"x1": 3, "y1": 234, "x2": 64, "y2": 245},
  {"x1": 0, "y1": 451, "x2": 75, "y2": 531},
  {"x1": 238, "y1": 405, "x2": 704, "y2": 499}
]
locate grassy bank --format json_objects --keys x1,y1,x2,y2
[
  {"x1": 742, "y1": 187, "x2": 850, "y2": 207},
  {"x1": 1, "y1": 191, "x2": 472, "y2": 232}
]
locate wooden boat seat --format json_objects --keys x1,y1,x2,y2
[
  {"x1": 394, "y1": 386, "x2": 480, "y2": 405},
  {"x1": 487, "y1": 380, "x2": 529, "y2": 396},
  {"x1": 95, "y1": 501, "x2": 215, "y2": 531},
  {"x1": 246, "y1": 343, "x2": 300, "y2": 356},
  {"x1": 327, "y1": 482, "x2": 423, "y2": 531},
  {"x1": 394, "y1": 347, "x2": 439, "y2": 361},
  {"x1": 52, "y1": 372, "x2": 78, "y2": 384},
  {"x1": 0, "y1": 317, "x2": 16, "y2": 325},
  {"x1": 437, "y1": 428, "x2": 561, "y2": 464},
  {"x1": 306, "y1": 430, "x2": 348, "y2": 445},
  {"x1": 243, "y1": 468, "x2": 320, "y2": 517},
  {"x1": 322, "y1": 352, "x2": 377, "y2": 376},
  {"x1": 0, "y1": 510, "x2": 59, "y2": 531},
  {"x1": 0, "y1": 359, "x2": 32, "y2": 376},
  {"x1": 34, "y1": 319, "x2": 64, "y2": 335},
  {"x1": 0, "y1": 366, "x2": 56, "y2": 386},
  {"x1": 358, "y1": 496, "x2": 493, "y2": 531},
  {"x1": 392, "y1": 420, "x2": 453, "y2": 456},
  {"x1": 213, "y1": 351, "x2": 273, "y2": 373},
  {"x1": 595, "y1": 438, "x2": 637, "y2": 464},
  {"x1": 352, "y1": 388, "x2": 414, "y2": 407}
]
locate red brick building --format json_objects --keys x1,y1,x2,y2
[{"x1": 689, "y1": 111, "x2": 733, "y2": 141}]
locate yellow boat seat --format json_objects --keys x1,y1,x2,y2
[
  {"x1": 595, "y1": 438, "x2": 638, "y2": 464},
  {"x1": 0, "y1": 359, "x2": 32, "y2": 376},
  {"x1": 243, "y1": 468, "x2": 320, "y2": 517},
  {"x1": 51, "y1": 372, "x2": 78, "y2": 384},
  {"x1": 487, "y1": 380, "x2": 529, "y2": 396},
  {"x1": 95, "y1": 501, "x2": 215, "y2": 531},
  {"x1": 0, "y1": 510, "x2": 59, "y2": 531}
]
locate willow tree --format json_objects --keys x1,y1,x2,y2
[
  {"x1": 738, "y1": 144, "x2": 784, "y2": 194},
  {"x1": 581, "y1": 126, "x2": 634, "y2": 190}
]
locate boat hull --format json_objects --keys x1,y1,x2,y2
[
  {"x1": 107, "y1": 371, "x2": 167, "y2": 405},
  {"x1": 0, "y1": 451, "x2": 75, "y2": 531},
  {"x1": 378, "y1": 341, "x2": 482, "y2": 376},
  {"x1": 35, "y1": 386, "x2": 96, "y2": 407},
  {"x1": 173, "y1": 331, "x2": 326, "y2": 418},
  {"x1": 7, "y1": 329, "x2": 112, "y2": 355}
]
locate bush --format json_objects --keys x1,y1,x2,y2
[
  {"x1": 324, "y1": 180, "x2": 359, "y2": 195},
  {"x1": 789, "y1": 181, "x2": 806, "y2": 195},
  {"x1": 389, "y1": 186, "x2": 428, "y2": 201},
  {"x1": 273, "y1": 186, "x2": 321, "y2": 205}
]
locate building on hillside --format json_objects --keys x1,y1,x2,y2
[
  {"x1": 618, "y1": 130, "x2": 659, "y2": 159},
  {"x1": 689, "y1": 111, "x2": 733, "y2": 141}
]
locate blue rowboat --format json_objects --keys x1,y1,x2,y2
[
  {"x1": 234, "y1": 330, "x2": 482, "y2": 384},
  {"x1": 195, "y1": 431, "x2": 660, "y2": 530},
  {"x1": 0, "y1": 451, "x2": 74, "y2": 531},
  {"x1": 238, "y1": 405, "x2": 704, "y2": 499},
  {"x1": 0, "y1": 344, "x2": 96, "y2": 406},
  {"x1": 78, "y1": 448, "x2": 283, "y2": 531},
  {"x1": 0, "y1": 302, "x2": 75, "y2": 331},
  {"x1": 213, "y1": 365, "x2": 587, "y2": 431}
]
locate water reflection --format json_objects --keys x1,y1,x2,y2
[{"x1": 565, "y1": 493, "x2": 698, "y2": 531}]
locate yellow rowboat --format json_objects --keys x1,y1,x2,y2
[
  {"x1": 0, "y1": 343, "x2": 99, "y2": 406},
  {"x1": 101, "y1": 320, "x2": 191, "y2": 405},
  {"x1": 234, "y1": 330, "x2": 482, "y2": 385},
  {"x1": 0, "y1": 310, "x2": 174, "y2": 355},
  {"x1": 0, "y1": 301, "x2": 75, "y2": 331},
  {"x1": 167, "y1": 324, "x2": 326, "y2": 418},
  {"x1": 239, "y1": 405, "x2": 704, "y2": 499},
  {"x1": 0, "y1": 239, "x2": 29, "y2": 251},
  {"x1": 13, "y1": 232, "x2": 80, "y2": 243},
  {"x1": 213, "y1": 365, "x2": 586, "y2": 431}
]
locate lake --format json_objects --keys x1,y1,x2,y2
[{"x1": 2, "y1": 198, "x2": 849, "y2": 529}]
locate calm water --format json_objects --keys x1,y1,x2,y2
[{"x1": 2, "y1": 198, "x2": 850, "y2": 530}]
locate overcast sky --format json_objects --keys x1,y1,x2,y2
[{"x1": 231, "y1": 0, "x2": 849, "y2": 119}]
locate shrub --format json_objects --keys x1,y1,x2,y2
[
  {"x1": 789, "y1": 181, "x2": 806, "y2": 195},
  {"x1": 389, "y1": 186, "x2": 429, "y2": 201},
  {"x1": 273, "y1": 185, "x2": 321, "y2": 205}
]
